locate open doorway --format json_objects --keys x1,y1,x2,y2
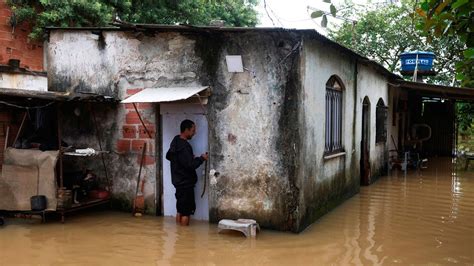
[
  {"x1": 160, "y1": 104, "x2": 209, "y2": 221},
  {"x1": 361, "y1": 96, "x2": 371, "y2": 185},
  {"x1": 121, "y1": 86, "x2": 211, "y2": 220}
]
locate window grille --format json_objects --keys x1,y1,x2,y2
[{"x1": 325, "y1": 77, "x2": 344, "y2": 154}]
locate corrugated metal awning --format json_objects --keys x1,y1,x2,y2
[
  {"x1": 0, "y1": 87, "x2": 116, "y2": 102},
  {"x1": 121, "y1": 86, "x2": 209, "y2": 103},
  {"x1": 390, "y1": 81, "x2": 474, "y2": 101}
]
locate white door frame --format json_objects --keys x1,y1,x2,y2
[{"x1": 160, "y1": 103, "x2": 209, "y2": 220}]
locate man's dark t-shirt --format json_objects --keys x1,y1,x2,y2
[{"x1": 166, "y1": 135, "x2": 205, "y2": 189}]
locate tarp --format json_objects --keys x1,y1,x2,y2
[
  {"x1": 121, "y1": 87, "x2": 209, "y2": 103},
  {"x1": 0, "y1": 148, "x2": 58, "y2": 211}
]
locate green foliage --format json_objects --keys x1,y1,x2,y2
[
  {"x1": 8, "y1": 0, "x2": 117, "y2": 40},
  {"x1": 328, "y1": 0, "x2": 464, "y2": 86},
  {"x1": 309, "y1": 0, "x2": 338, "y2": 28},
  {"x1": 7, "y1": 0, "x2": 259, "y2": 40},
  {"x1": 457, "y1": 102, "x2": 474, "y2": 132},
  {"x1": 119, "y1": 0, "x2": 258, "y2": 27},
  {"x1": 417, "y1": 0, "x2": 474, "y2": 88}
]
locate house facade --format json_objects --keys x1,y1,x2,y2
[{"x1": 46, "y1": 26, "x2": 394, "y2": 232}]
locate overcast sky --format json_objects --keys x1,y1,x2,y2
[
  {"x1": 256, "y1": 0, "x2": 329, "y2": 30},
  {"x1": 255, "y1": 0, "x2": 389, "y2": 35}
]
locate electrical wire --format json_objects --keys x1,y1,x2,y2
[
  {"x1": 263, "y1": 0, "x2": 277, "y2": 26},
  {"x1": 0, "y1": 100, "x2": 55, "y2": 110}
]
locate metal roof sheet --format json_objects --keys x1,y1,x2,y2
[
  {"x1": 121, "y1": 86, "x2": 209, "y2": 103},
  {"x1": 391, "y1": 80, "x2": 474, "y2": 100},
  {"x1": 0, "y1": 88, "x2": 116, "y2": 102}
]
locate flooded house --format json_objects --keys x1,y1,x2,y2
[
  {"x1": 41, "y1": 25, "x2": 474, "y2": 232},
  {"x1": 42, "y1": 25, "x2": 394, "y2": 232}
]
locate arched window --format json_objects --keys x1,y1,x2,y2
[
  {"x1": 376, "y1": 98, "x2": 388, "y2": 143},
  {"x1": 325, "y1": 76, "x2": 344, "y2": 154}
]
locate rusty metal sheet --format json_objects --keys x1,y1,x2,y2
[
  {"x1": 121, "y1": 87, "x2": 209, "y2": 103},
  {"x1": 0, "y1": 87, "x2": 116, "y2": 102}
]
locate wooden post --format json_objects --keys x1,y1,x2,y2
[
  {"x1": 133, "y1": 103, "x2": 152, "y2": 139},
  {"x1": 4, "y1": 126, "x2": 9, "y2": 151},
  {"x1": 156, "y1": 104, "x2": 163, "y2": 216},
  {"x1": 13, "y1": 111, "x2": 27, "y2": 146}
]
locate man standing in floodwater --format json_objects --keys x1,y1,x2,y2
[{"x1": 166, "y1": 119, "x2": 208, "y2": 226}]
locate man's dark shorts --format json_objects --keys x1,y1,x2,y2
[{"x1": 175, "y1": 187, "x2": 195, "y2": 216}]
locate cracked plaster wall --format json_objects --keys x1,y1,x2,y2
[{"x1": 47, "y1": 30, "x2": 302, "y2": 230}]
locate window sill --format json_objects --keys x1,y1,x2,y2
[{"x1": 324, "y1": 152, "x2": 346, "y2": 160}]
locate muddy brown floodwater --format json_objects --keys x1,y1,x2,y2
[{"x1": 1, "y1": 158, "x2": 473, "y2": 265}]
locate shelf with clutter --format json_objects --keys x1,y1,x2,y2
[{"x1": 0, "y1": 88, "x2": 115, "y2": 223}]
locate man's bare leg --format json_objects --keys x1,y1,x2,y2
[
  {"x1": 176, "y1": 213, "x2": 181, "y2": 224},
  {"x1": 180, "y1": 216, "x2": 190, "y2": 226}
]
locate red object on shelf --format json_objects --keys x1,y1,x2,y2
[{"x1": 89, "y1": 190, "x2": 110, "y2": 199}]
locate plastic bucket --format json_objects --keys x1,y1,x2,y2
[{"x1": 30, "y1": 195, "x2": 47, "y2": 211}]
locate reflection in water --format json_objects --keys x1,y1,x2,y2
[{"x1": 1, "y1": 158, "x2": 473, "y2": 265}]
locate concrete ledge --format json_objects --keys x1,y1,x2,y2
[{"x1": 323, "y1": 152, "x2": 346, "y2": 160}]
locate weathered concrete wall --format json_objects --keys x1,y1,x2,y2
[
  {"x1": 47, "y1": 30, "x2": 301, "y2": 230},
  {"x1": 356, "y1": 65, "x2": 389, "y2": 181},
  {"x1": 297, "y1": 37, "x2": 359, "y2": 232},
  {"x1": 206, "y1": 32, "x2": 301, "y2": 231},
  {"x1": 0, "y1": 72, "x2": 47, "y2": 91}
]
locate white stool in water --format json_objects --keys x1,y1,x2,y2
[{"x1": 218, "y1": 219, "x2": 260, "y2": 237}]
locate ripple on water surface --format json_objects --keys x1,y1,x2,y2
[{"x1": 0, "y1": 158, "x2": 473, "y2": 265}]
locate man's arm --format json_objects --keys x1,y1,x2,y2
[{"x1": 177, "y1": 146, "x2": 204, "y2": 170}]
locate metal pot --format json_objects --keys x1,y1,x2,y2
[{"x1": 30, "y1": 195, "x2": 47, "y2": 211}]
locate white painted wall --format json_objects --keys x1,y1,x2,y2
[
  {"x1": 356, "y1": 65, "x2": 390, "y2": 175},
  {"x1": 0, "y1": 72, "x2": 47, "y2": 91},
  {"x1": 300, "y1": 38, "x2": 357, "y2": 183},
  {"x1": 298, "y1": 37, "x2": 392, "y2": 228}
]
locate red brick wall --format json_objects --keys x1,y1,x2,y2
[
  {"x1": 0, "y1": 0, "x2": 43, "y2": 71},
  {"x1": 117, "y1": 88, "x2": 156, "y2": 166}
]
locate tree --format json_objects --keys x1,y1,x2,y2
[
  {"x1": 119, "y1": 0, "x2": 258, "y2": 27},
  {"x1": 417, "y1": 0, "x2": 474, "y2": 88},
  {"x1": 308, "y1": 0, "x2": 338, "y2": 28},
  {"x1": 328, "y1": 0, "x2": 464, "y2": 86},
  {"x1": 457, "y1": 102, "x2": 474, "y2": 133},
  {"x1": 7, "y1": 0, "x2": 259, "y2": 40}
]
